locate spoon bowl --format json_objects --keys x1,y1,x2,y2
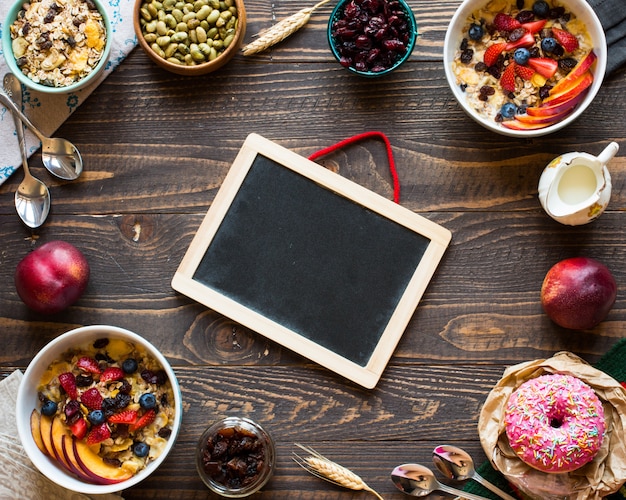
[
  {"x1": 391, "y1": 463, "x2": 492, "y2": 500},
  {"x1": 1, "y1": 73, "x2": 83, "y2": 180},
  {"x1": 7, "y1": 84, "x2": 50, "y2": 228},
  {"x1": 433, "y1": 445, "x2": 517, "y2": 500}
]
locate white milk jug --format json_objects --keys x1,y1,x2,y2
[{"x1": 538, "y1": 142, "x2": 619, "y2": 226}]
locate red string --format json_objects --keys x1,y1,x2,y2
[{"x1": 307, "y1": 131, "x2": 401, "y2": 204}]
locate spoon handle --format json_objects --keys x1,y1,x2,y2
[
  {"x1": 0, "y1": 86, "x2": 46, "y2": 142},
  {"x1": 472, "y1": 471, "x2": 517, "y2": 500},
  {"x1": 438, "y1": 482, "x2": 494, "y2": 500}
]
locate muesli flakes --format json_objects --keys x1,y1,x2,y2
[{"x1": 10, "y1": 0, "x2": 107, "y2": 88}]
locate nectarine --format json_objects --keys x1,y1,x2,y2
[
  {"x1": 541, "y1": 257, "x2": 617, "y2": 330},
  {"x1": 14, "y1": 241, "x2": 90, "y2": 314}
]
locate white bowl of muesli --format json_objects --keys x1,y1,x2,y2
[
  {"x1": 3, "y1": 0, "x2": 112, "y2": 94},
  {"x1": 16, "y1": 325, "x2": 182, "y2": 494},
  {"x1": 443, "y1": 0, "x2": 606, "y2": 137}
]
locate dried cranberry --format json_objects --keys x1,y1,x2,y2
[{"x1": 331, "y1": 0, "x2": 413, "y2": 73}]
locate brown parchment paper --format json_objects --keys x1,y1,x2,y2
[{"x1": 479, "y1": 351, "x2": 626, "y2": 500}]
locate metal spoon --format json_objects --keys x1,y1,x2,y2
[
  {"x1": 433, "y1": 445, "x2": 517, "y2": 500},
  {"x1": 1, "y1": 73, "x2": 83, "y2": 180},
  {"x1": 391, "y1": 464, "x2": 492, "y2": 500},
  {"x1": 7, "y1": 91, "x2": 50, "y2": 228}
]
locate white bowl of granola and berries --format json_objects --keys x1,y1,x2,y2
[
  {"x1": 2, "y1": 0, "x2": 112, "y2": 94},
  {"x1": 444, "y1": 0, "x2": 606, "y2": 136},
  {"x1": 16, "y1": 325, "x2": 182, "y2": 494}
]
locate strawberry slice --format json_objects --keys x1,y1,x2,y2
[
  {"x1": 86, "y1": 422, "x2": 111, "y2": 445},
  {"x1": 58, "y1": 372, "x2": 78, "y2": 399},
  {"x1": 484, "y1": 43, "x2": 506, "y2": 66},
  {"x1": 100, "y1": 367, "x2": 125, "y2": 383},
  {"x1": 552, "y1": 27, "x2": 579, "y2": 52},
  {"x1": 493, "y1": 13, "x2": 521, "y2": 32},
  {"x1": 108, "y1": 409, "x2": 138, "y2": 425},
  {"x1": 522, "y1": 19, "x2": 546, "y2": 34},
  {"x1": 500, "y1": 62, "x2": 517, "y2": 92},
  {"x1": 76, "y1": 356, "x2": 101, "y2": 374},
  {"x1": 528, "y1": 57, "x2": 558, "y2": 78},
  {"x1": 621, "y1": 381, "x2": 626, "y2": 389},
  {"x1": 515, "y1": 64, "x2": 535, "y2": 80},
  {"x1": 505, "y1": 32, "x2": 535, "y2": 50},
  {"x1": 129, "y1": 409, "x2": 156, "y2": 432},
  {"x1": 70, "y1": 417, "x2": 87, "y2": 440},
  {"x1": 80, "y1": 387, "x2": 103, "y2": 410}
]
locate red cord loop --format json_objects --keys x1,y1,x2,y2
[{"x1": 307, "y1": 131, "x2": 400, "y2": 204}]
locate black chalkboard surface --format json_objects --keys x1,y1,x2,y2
[{"x1": 172, "y1": 134, "x2": 451, "y2": 388}]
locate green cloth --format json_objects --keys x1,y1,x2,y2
[{"x1": 464, "y1": 338, "x2": 626, "y2": 499}]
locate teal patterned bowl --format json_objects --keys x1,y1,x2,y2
[{"x1": 2, "y1": 0, "x2": 112, "y2": 94}]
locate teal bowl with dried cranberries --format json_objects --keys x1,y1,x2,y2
[{"x1": 328, "y1": 0, "x2": 418, "y2": 77}]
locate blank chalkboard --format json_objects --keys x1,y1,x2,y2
[{"x1": 172, "y1": 134, "x2": 451, "y2": 388}]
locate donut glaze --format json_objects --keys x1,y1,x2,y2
[{"x1": 504, "y1": 373, "x2": 605, "y2": 473}]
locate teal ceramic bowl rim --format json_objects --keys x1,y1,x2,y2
[
  {"x1": 2, "y1": 0, "x2": 112, "y2": 94},
  {"x1": 327, "y1": 0, "x2": 418, "y2": 77}
]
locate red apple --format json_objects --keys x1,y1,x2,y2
[
  {"x1": 15, "y1": 241, "x2": 90, "y2": 314},
  {"x1": 541, "y1": 257, "x2": 617, "y2": 330}
]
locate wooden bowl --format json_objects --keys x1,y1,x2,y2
[{"x1": 133, "y1": 0, "x2": 246, "y2": 76}]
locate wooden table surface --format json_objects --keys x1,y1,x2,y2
[{"x1": 1, "y1": 0, "x2": 625, "y2": 497}]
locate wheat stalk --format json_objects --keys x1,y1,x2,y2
[
  {"x1": 241, "y1": 0, "x2": 333, "y2": 56},
  {"x1": 293, "y1": 443, "x2": 384, "y2": 500}
]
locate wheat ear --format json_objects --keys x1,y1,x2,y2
[
  {"x1": 241, "y1": 0, "x2": 333, "y2": 56},
  {"x1": 293, "y1": 443, "x2": 384, "y2": 500}
]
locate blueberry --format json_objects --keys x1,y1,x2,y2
[
  {"x1": 41, "y1": 400, "x2": 58, "y2": 417},
  {"x1": 122, "y1": 358, "x2": 138, "y2": 374},
  {"x1": 532, "y1": 0, "x2": 549, "y2": 17},
  {"x1": 541, "y1": 37, "x2": 557, "y2": 53},
  {"x1": 500, "y1": 102, "x2": 517, "y2": 119},
  {"x1": 468, "y1": 24, "x2": 484, "y2": 41},
  {"x1": 513, "y1": 48, "x2": 530, "y2": 65},
  {"x1": 139, "y1": 393, "x2": 157, "y2": 410},
  {"x1": 88, "y1": 410, "x2": 105, "y2": 425},
  {"x1": 133, "y1": 442, "x2": 150, "y2": 458}
]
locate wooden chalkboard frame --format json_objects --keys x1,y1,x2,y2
[{"x1": 172, "y1": 133, "x2": 451, "y2": 388}]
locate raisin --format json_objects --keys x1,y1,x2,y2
[
  {"x1": 93, "y1": 338, "x2": 109, "y2": 349},
  {"x1": 460, "y1": 48, "x2": 473, "y2": 64},
  {"x1": 559, "y1": 57, "x2": 577, "y2": 71},
  {"x1": 474, "y1": 61, "x2": 487, "y2": 72},
  {"x1": 515, "y1": 10, "x2": 534, "y2": 23},
  {"x1": 508, "y1": 28, "x2": 526, "y2": 42},
  {"x1": 460, "y1": 38, "x2": 469, "y2": 51},
  {"x1": 539, "y1": 85, "x2": 552, "y2": 99},
  {"x1": 516, "y1": 0, "x2": 525, "y2": 9},
  {"x1": 76, "y1": 374, "x2": 93, "y2": 387}
]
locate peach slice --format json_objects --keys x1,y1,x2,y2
[
  {"x1": 541, "y1": 71, "x2": 593, "y2": 107},
  {"x1": 39, "y1": 414, "x2": 56, "y2": 457},
  {"x1": 72, "y1": 438, "x2": 133, "y2": 484},
  {"x1": 62, "y1": 435, "x2": 96, "y2": 482},
  {"x1": 515, "y1": 107, "x2": 574, "y2": 124},
  {"x1": 30, "y1": 409, "x2": 48, "y2": 455},
  {"x1": 51, "y1": 416, "x2": 74, "y2": 472},
  {"x1": 550, "y1": 51, "x2": 597, "y2": 95},
  {"x1": 502, "y1": 119, "x2": 553, "y2": 130},
  {"x1": 526, "y1": 89, "x2": 588, "y2": 116}
]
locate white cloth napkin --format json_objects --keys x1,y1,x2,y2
[
  {"x1": 0, "y1": 370, "x2": 123, "y2": 499},
  {"x1": 0, "y1": 0, "x2": 137, "y2": 186}
]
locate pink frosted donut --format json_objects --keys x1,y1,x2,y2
[{"x1": 504, "y1": 373, "x2": 605, "y2": 473}]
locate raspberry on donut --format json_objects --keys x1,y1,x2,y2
[{"x1": 504, "y1": 373, "x2": 605, "y2": 473}]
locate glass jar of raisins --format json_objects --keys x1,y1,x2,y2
[{"x1": 196, "y1": 417, "x2": 275, "y2": 497}]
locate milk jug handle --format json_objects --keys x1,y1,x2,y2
[{"x1": 596, "y1": 142, "x2": 619, "y2": 165}]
